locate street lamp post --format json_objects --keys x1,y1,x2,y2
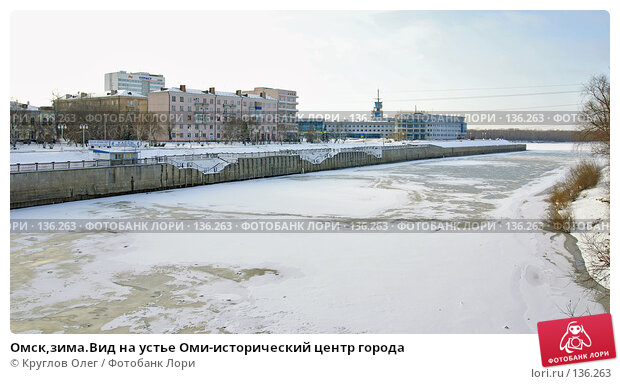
[
  {"x1": 58, "y1": 123, "x2": 66, "y2": 151},
  {"x1": 80, "y1": 123, "x2": 88, "y2": 147}
]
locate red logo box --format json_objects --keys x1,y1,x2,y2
[{"x1": 537, "y1": 314, "x2": 616, "y2": 367}]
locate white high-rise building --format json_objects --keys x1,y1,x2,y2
[{"x1": 104, "y1": 70, "x2": 165, "y2": 96}]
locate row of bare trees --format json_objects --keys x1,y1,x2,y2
[
  {"x1": 53, "y1": 106, "x2": 167, "y2": 145},
  {"x1": 56, "y1": 110, "x2": 165, "y2": 144},
  {"x1": 468, "y1": 129, "x2": 586, "y2": 142},
  {"x1": 220, "y1": 117, "x2": 283, "y2": 144}
]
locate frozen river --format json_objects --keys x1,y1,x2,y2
[{"x1": 10, "y1": 143, "x2": 605, "y2": 333}]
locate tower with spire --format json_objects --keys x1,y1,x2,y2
[{"x1": 372, "y1": 89, "x2": 383, "y2": 120}]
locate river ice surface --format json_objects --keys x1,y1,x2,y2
[{"x1": 11, "y1": 143, "x2": 604, "y2": 333}]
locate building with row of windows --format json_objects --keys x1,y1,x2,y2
[
  {"x1": 105, "y1": 70, "x2": 165, "y2": 96},
  {"x1": 300, "y1": 91, "x2": 395, "y2": 139},
  {"x1": 244, "y1": 87, "x2": 298, "y2": 139},
  {"x1": 319, "y1": 113, "x2": 467, "y2": 141},
  {"x1": 394, "y1": 112, "x2": 467, "y2": 140},
  {"x1": 105, "y1": 71, "x2": 298, "y2": 141},
  {"x1": 148, "y1": 85, "x2": 279, "y2": 141},
  {"x1": 13, "y1": 70, "x2": 468, "y2": 144},
  {"x1": 298, "y1": 91, "x2": 467, "y2": 141},
  {"x1": 54, "y1": 90, "x2": 150, "y2": 143},
  {"x1": 11, "y1": 69, "x2": 299, "y2": 143},
  {"x1": 10, "y1": 101, "x2": 56, "y2": 143},
  {"x1": 325, "y1": 120, "x2": 395, "y2": 139}
]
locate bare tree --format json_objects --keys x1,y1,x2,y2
[
  {"x1": 139, "y1": 111, "x2": 165, "y2": 143},
  {"x1": 38, "y1": 111, "x2": 56, "y2": 144},
  {"x1": 579, "y1": 74, "x2": 610, "y2": 155},
  {"x1": 166, "y1": 114, "x2": 175, "y2": 141},
  {"x1": 221, "y1": 117, "x2": 236, "y2": 143},
  {"x1": 247, "y1": 116, "x2": 262, "y2": 144},
  {"x1": 580, "y1": 232, "x2": 610, "y2": 286},
  {"x1": 10, "y1": 105, "x2": 22, "y2": 148},
  {"x1": 50, "y1": 91, "x2": 63, "y2": 143},
  {"x1": 305, "y1": 124, "x2": 318, "y2": 143},
  {"x1": 468, "y1": 128, "x2": 589, "y2": 142},
  {"x1": 222, "y1": 117, "x2": 250, "y2": 143}
]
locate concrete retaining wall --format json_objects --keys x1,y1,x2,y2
[{"x1": 10, "y1": 144, "x2": 526, "y2": 208}]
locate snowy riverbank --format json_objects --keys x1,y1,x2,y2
[{"x1": 570, "y1": 163, "x2": 610, "y2": 289}]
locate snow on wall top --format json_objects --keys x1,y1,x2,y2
[{"x1": 10, "y1": 140, "x2": 520, "y2": 165}]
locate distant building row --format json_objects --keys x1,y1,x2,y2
[
  {"x1": 298, "y1": 92, "x2": 467, "y2": 140},
  {"x1": 11, "y1": 70, "x2": 465, "y2": 143},
  {"x1": 103, "y1": 71, "x2": 299, "y2": 141},
  {"x1": 12, "y1": 85, "x2": 297, "y2": 144},
  {"x1": 299, "y1": 114, "x2": 466, "y2": 141}
]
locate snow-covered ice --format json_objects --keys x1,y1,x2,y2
[{"x1": 10, "y1": 143, "x2": 606, "y2": 334}]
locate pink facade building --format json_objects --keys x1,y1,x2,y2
[
  {"x1": 148, "y1": 85, "x2": 279, "y2": 141},
  {"x1": 244, "y1": 87, "x2": 298, "y2": 139}
]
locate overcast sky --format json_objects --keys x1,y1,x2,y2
[{"x1": 11, "y1": 10, "x2": 609, "y2": 112}]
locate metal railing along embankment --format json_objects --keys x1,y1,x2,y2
[{"x1": 9, "y1": 144, "x2": 427, "y2": 174}]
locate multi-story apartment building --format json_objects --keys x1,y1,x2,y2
[
  {"x1": 395, "y1": 112, "x2": 467, "y2": 140},
  {"x1": 244, "y1": 87, "x2": 298, "y2": 140},
  {"x1": 10, "y1": 101, "x2": 56, "y2": 143},
  {"x1": 105, "y1": 70, "x2": 165, "y2": 96},
  {"x1": 148, "y1": 85, "x2": 278, "y2": 142},
  {"x1": 54, "y1": 90, "x2": 151, "y2": 142}
]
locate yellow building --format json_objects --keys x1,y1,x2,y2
[{"x1": 54, "y1": 90, "x2": 159, "y2": 143}]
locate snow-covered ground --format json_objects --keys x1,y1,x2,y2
[
  {"x1": 10, "y1": 139, "x2": 516, "y2": 164},
  {"x1": 10, "y1": 143, "x2": 605, "y2": 334},
  {"x1": 525, "y1": 142, "x2": 595, "y2": 152},
  {"x1": 571, "y1": 163, "x2": 610, "y2": 289}
]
